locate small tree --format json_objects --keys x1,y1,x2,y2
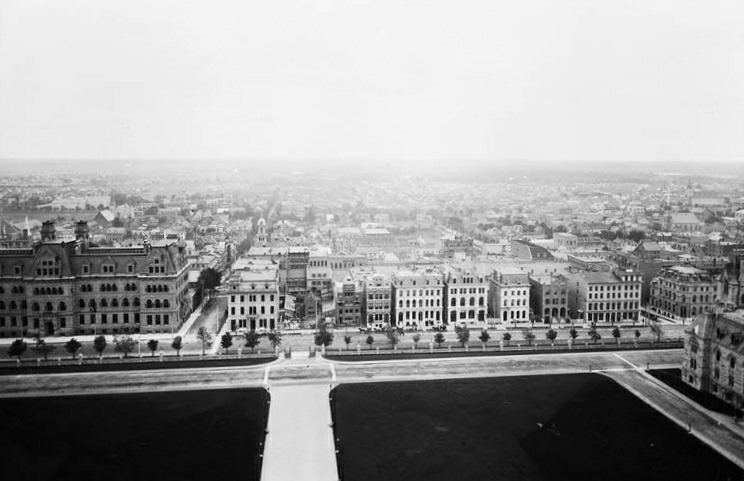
[
  {"x1": 221, "y1": 332, "x2": 233, "y2": 355},
  {"x1": 412, "y1": 333, "x2": 421, "y2": 348},
  {"x1": 502, "y1": 332, "x2": 512, "y2": 346},
  {"x1": 344, "y1": 335, "x2": 352, "y2": 350},
  {"x1": 524, "y1": 329, "x2": 536, "y2": 347},
  {"x1": 171, "y1": 335, "x2": 183, "y2": 356},
  {"x1": 455, "y1": 325, "x2": 470, "y2": 347},
  {"x1": 93, "y1": 335, "x2": 107, "y2": 358},
  {"x1": 196, "y1": 326, "x2": 212, "y2": 355},
  {"x1": 32, "y1": 337, "x2": 56, "y2": 361},
  {"x1": 268, "y1": 331, "x2": 283, "y2": 350},
  {"x1": 569, "y1": 327, "x2": 579, "y2": 343},
  {"x1": 434, "y1": 332, "x2": 445, "y2": 348},
  {"x1": 479, "y1": 330, "x2": 490, "y2": 347},
  {"x1": 611, "y1": 326, "x2": 621, "y2": 345},
  {"x1": 65, "y1": 338, "x2": 82, "y2": 359},
  {"x1": 385, "y1": 327, "x2": 400, "y2": 349},
  {"x1": 8, "y1": 339, "x2": 28, "y2": 360},
  {"x1": 649, "y1": 321, "x2": 663, "y2": 342},
  {"x1": 314, "y1": 327, "x2": 333, "y2": 348},
  {"x1": 546, "y1": 328, "x2": 558, "y2": 346},
  {"x1": 244, "y1": 330, "x2": 260, "y2": 353},
  {"x1": 365, "y1": 334, "x2": 375, "y2": 350},
  {"x1": 115, "y1": 336, "x2": 136, "y2": 358},
  {"x1": 588, "y1": 324, "x2": 601, "y2": 344},
  {"x1": 147, "y1": 339, "x2": 159, "y2": 357}
]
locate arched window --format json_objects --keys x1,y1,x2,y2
[
  {"x1": 460, "y1": 298, "x2": 466, "y2": 306},
  {"x1": 134, "y1": 297, "x2": 140, "y2": 307},
  {"x1": 59, "y1": 302, "x2": 66, "y2": 311},
  {"x1": 470, "y1": 297, "x2": 475, "y2": 306},
  {"x1": 79, "y1": 299, "x2": 85, "y2": 309},
  {"x1": 164, "y1": 286, "x2": 169, "y2": 292},
  {"x1": 112, "y1": 284, "x2": 117, "y2": 291},
  {"x1": 32, "y1": 302, "x2": 40, "y2": 311},
  {"x1": 111, "y1": 299, "x2": 119, "y2": 308},
  {"x1": 33, "y1": 288, "x2": 39, "y2": 295},
  {"x1": 89, "y1": 299, "x2": 97, "y2": 310},
  {"x1": 0, "y1": 301, "x2": 5, "y2": 310},
  {"x1": 154, "y1": 299, "x2": 161, "y2": 308},
  {"x1": 100, "y1": 299, "x2": 108, "y2": 308},
  {"x1": 157, "y1": 285, "x2": 163, "y2": 292},
  {"x1": 145, "y1": 286, "x2": 151, "y2": 293},
  {"x1": 45, "y1": 302, "x2": 53, "y2": 312},
  {"x1": 10, "y1": 301, "x2": 17, "y2": 310},
  {"x1": 122, "y1": 298, "x2": 130, "y2": 307},
  {"x1": 163, "y1": 299, "x2": 170, "y2": 308},
  {"x1": 451, "y1": 298, "x2": 456, "y2": 307},
  {"x1": 146, "y1": 299, "x2": 153, "y2": 309},
  {"x1": 21, "y1": 301, "x2": 27, "y2": 309}
]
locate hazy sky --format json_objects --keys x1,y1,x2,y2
[{"x1": 1, "y1": 0, "x2": 743, "y2": 164}]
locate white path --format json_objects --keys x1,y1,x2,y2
[{"x1": 261, "y1": 382, "x2": 339, "y2": 481}]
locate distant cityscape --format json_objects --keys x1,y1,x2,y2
[{"x1": 1, "y1": 160, "x2": 743, "y2": 410}]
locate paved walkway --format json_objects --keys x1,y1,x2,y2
[
  {"x1": 261, "y1": 359, "x2": 339, "y2": 481},
  {"x1": 604, "y1": 354, "x2": 744, "y2": 470}
]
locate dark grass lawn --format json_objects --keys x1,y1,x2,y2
[
  {"x1": 649, "y1": 368, "x2": 741, "y2": 417},
  {"x1": 332, "y1": 374, "x2": 744, "y2": 481},
  {"x1": 0, "y1": 355, "x2": 276, "y2": 376},
  {"x1": 0, "y1": 388, "x2": 269, "y2": 481}
]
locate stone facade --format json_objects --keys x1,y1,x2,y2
[{"x1": 0, "y1": 221, "x2": 190, "y2": 337}]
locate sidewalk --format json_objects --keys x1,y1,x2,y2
[{"x1": 261, "y1": 382, "x2": 339, "y2": 481}]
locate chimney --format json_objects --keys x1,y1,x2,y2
[
  {"x1": 74, "y1": 220, "x2": 90, "y2": 250},
  {"x1": 41, "y1": 220, "x2": 56, "y2": 241}
]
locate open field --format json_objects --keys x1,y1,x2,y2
[
  {"x1": 332, "y1": 375, "x2": 744, "y2": 481},
  {"x1": 0, "y1": 388, "x2": 269, "y2": 481}
]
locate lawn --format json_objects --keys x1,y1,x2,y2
[
  {"x1": 0, "y1": 388, "x2": 269, "y2": 481},
  {"x1": 332, "y1": 374, "x2": 744, "y2": 481}
]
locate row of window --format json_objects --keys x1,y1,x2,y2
[
  {"x1": 587, "y1": 301, "x2": 640, "y2": 311},
  {"x1": 588, "y1": 284, "x2": 639, "y2": 291},
  {"x1": 0, "y1": 316, "x2": 67, "y2": 329},
  {"x1": 450, "y1": 297, "x2": 485, "y2": 307},
  {"x1": 398, "y1": 289, "x2": 442, "y2": 297},
  {"x1": 230, "y1": 305, "x2": 275, "y2": 316},
  {"x1": 230, "y1": 294, "x2": 276, "y2": 303},
  {"x1": 398, "y1": 299, "x2": 442, "y2": 308},
  {"x1": 33, "y1": 286, "x2": 65, "y2": 295},
  {"x1": 449, "y1": 287, "x2": 487, "y2": 295},
  {"x1": 588, "y1": 292, "x2": 639, "y2": 300}
]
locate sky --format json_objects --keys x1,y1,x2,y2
[{"x1": 1, "y1": 0, "x2": 743, "y2": 165}]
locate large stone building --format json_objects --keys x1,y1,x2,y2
[
  {"x1": 529, "y1": 273, "x2": 569, "y2": 324},
  {"x1": 0, "y1": 221, "x2": 191, "y2": 338},
  {"x1": 226, "y1": 259, "x2": 280, "y2": 332},
  {"x1": 350, "y1": 267, "x2": 393, "y2": 330},
  {"x1": 568, "y1": 269, "x2": 642, "y2": 324},
  {"x1": 649, "y1": 265, "x2": 719, "y2": 323},
  {"x1": 391, "y1": 268, "x2": 444, "y2": 329},
  {"x1": 440, "y1": 234, "x2": 474, "y2": 259},
  {"x1": 488, "y1": 267, "x2": 530, "y2": 323},
  {"x1": 335, "y1": 278, "x2": 363, "y2": 327},
  {"x1": 442, "y1": 265, "x2": 488, "y2": 327},
  {"x1": 683, "y1": 311, "x2": 744, "y2": 409}
]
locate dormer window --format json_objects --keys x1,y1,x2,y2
[
  {"x1": 14, "y1": 266, "x2": 21, "y2": 276},
  {"x1": 82, "y1": 264, "x2": 90, "y2": 274},
  {"x1": 102, "y1": 264, "x2": 115, "y2": 274}
]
